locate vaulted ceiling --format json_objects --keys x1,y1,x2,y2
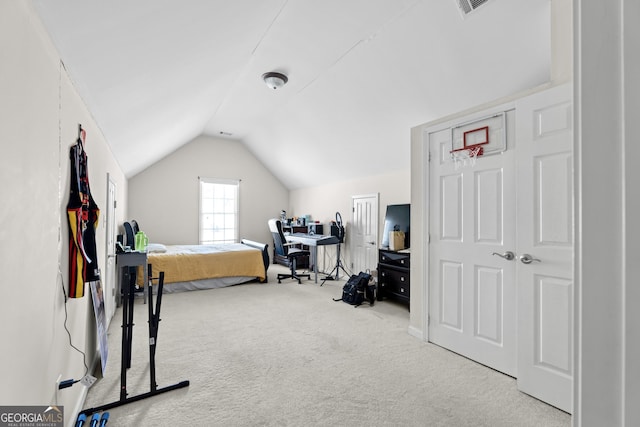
[{"x1": 32, "y1": 0, "x2": 550, "y2": 189}]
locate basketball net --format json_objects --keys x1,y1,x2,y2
[{"x1": 451, "y1": 145, "x2": 482, "y2": 169}]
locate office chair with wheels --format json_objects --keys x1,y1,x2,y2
[{"x1": 268, "y1": 219, "x2": 310, "y2": 284}]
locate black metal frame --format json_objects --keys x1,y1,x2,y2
[
  {"x1": 277, "y1": 252, "x2": 311, "y2": 284},
  {"x1": 321, "y1": 242, "x2": 350, "y2": 285},
  {"x1": 78, "y1": 264, "x2": 189, "y2": 418}
]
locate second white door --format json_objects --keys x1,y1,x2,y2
[
  {"x1": 351, "y1": 194, "x2": 379, "y2": 274},
  {"x1": 515, "y1": 84, "x2": 573, "y2": 413}
]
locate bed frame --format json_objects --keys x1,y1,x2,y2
[
  {"x1": 240, "y1": 238, "x2": 270, "y2": 282},
  {"x1": 123, "y1": 220, "x2": 271, "y2": 289}
]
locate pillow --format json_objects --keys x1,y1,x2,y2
[{"x1": 146, "y1": 243, "x2": 167, "y2": 253}]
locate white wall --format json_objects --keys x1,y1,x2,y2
[
  {"x1": 551, "y1": 0, "x2": 573, "y2": 83},
  {"x1": 128, "y1": 134, "x2": 288, "y2": 248},
  {"x1": 622, "y1": 1, "x2": 640, "y2": 423},
  {"x1": 0, "y1": 2, "x2": 128, "y2": 425},
  {"x1": 574, "y1": 0, "x2": 639, "y2": 425},
  {"x1": 289, "y1": 170, "x2": 410, "y2": 271}
]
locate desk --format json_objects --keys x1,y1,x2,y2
[{"x1": 286, "y1": 233, "x2": 339, "y2": 283}]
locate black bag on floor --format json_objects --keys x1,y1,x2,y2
[{"x1": 334, "y1": 271, "x2": 374, "y2": 307}]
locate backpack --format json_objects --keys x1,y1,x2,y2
[{"x1": 333, "y1": 271, "x2": 375, "y2": 307}]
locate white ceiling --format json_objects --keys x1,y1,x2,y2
[{"x1": 32, "y1": 0, "x2": 550, "y2": 190}]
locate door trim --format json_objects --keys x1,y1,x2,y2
[{"x1": 104, "y1": 173, "x2": 117, "y2": 327}]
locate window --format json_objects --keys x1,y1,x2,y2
[{"x1": 199, "y1": 178, "x2": 239, "y2": 244}]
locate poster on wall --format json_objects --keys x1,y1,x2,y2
[{"x1": 90, "y1": 280, "x2": 108, "y2": 376}]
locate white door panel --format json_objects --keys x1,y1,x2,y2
[
  {"x1": 516, "y1": 84, "x2": 573, "y2": 413},
  {"x1": 429, "y1": 114, "x2": 517, "y2": 377},
  {"x1": 352, "y1": 194, "x2": 378, "y2": 274}
]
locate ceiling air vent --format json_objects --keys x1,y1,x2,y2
[{"x1": 456, "y1": 0, "x2": 490, "y2": 17}]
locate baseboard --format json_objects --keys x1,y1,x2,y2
[
  {"x1": 66, "y1": 386, "x2": 88, "y2": 427},
  {"x1": 407, "y1": 325, "x2": 424, "y2": 341},
  {"x1": 65, "y1": 352, "x2": 99, "y2": 427}
]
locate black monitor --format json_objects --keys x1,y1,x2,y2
[{"x1": 381, "y1": 203, "x2": 410, "y2": 249}]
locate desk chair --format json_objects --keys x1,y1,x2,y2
[
  {"x1": 122, "y1": 221, "x2": 139, "y2": 291},
  {"x1": 268, "y1": 219, "x2": 310, "y2": 284},
  {"x1": 123, "y1": 221, "x2": 135, "y2": 249}
]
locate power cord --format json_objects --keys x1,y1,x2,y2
[
  {"x1": 58, "y1": 268, "x2": 90, "y2": 389},
  {"x1": 56, "y1": 70, "x2": 90, "y2": 391}
]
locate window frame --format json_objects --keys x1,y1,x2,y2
[{"x1": 198, "y1": 177, "x2": 240, "y2": 245}]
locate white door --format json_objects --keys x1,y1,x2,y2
[
  {"x1": 515, "y1": 84, "x2": 573, "y2": 413},
  {"x1": 351, "y1": 194, "x2": 379, "y2": 274},
  {"x1": 428, "y1": 112, "x2": 517, "y2": 376},
  {"x1": 104, "y1": 174, "x2": 117, "y2": 327},
  {"x1": 427, "y1": 85, "x2": 573, "y2": 412}
]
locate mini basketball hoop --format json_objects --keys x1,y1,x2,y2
[
  {"x1": 451, "y1": 145, "x2": 482, "y2": 169},
  {"x1": 449, "y1": 125, "x2": 490, "y2": 168}
]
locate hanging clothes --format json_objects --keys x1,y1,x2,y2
[{"x1": 67, "y1": 132, "x2": 100, "y2": 298}]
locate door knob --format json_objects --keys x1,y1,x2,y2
[
  {"x1": 519, "y1": 254, "x2": 541, "y2": 264},
  {"x1": 492, "y1": 251, "x2": 515, "y2": 261}
]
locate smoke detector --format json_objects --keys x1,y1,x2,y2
[
  {"x1": 262, "y1": 72, "x2": 288, "y2": 90},
  {"x1": 456, "y1": 0, "x2": 490, "y2": 17}
]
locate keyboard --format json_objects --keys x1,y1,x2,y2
[{"x1": 289, "y1": 233, "x2": 339, "y2": 245}]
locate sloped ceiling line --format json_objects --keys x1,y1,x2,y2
[
  {"x1": 251, "y1": 0, "x2": 289, "y2": 55},
  {"x1": 32, "y1": 0, "x2": 552, "y2": 189},
  {"x1": 295, "y1": 0, "x2": 424, "y2": 98}
]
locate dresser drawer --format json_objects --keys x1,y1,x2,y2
[
  {"x1": 378, "y1": 250, "x2": 410, "y2": 268},
  {"x1": 378, "y1": 266, "x2": 410, "y2": 298}
]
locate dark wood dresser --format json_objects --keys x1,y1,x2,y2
[{"x1": 377, "y1": 248, "x2": 410, "y2": 308}]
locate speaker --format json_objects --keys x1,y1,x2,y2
[
  {"x1": 308, "y1": 223, "x2": 323, "y2": 235},
  {"x1": 330, "y1": 224, "x2": 344, "y2": 243}
]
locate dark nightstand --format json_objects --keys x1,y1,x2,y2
[{"x1": 377, "y1": 248, "x2": 410, "y2": 308}]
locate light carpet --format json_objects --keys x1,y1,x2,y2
[{"x1": 82, "y1": 265, "x2": 571, "y2": 426}]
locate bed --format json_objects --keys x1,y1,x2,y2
[
  {"x1": 124, "y1": 221, "x2": 269, "y2": 293},
  {"x1": 138, "y1": 239, "x2": 269, "y2": 293}
]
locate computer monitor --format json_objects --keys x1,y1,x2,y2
[{"x1": 381, "y1": 203, "x2": 410, "y2": 249}]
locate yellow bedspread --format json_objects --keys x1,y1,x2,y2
[{"x1": 138, "y1": 243, "x2": 265, "y2": 285}]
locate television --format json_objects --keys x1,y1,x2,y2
[{"x1": 381, "y1": 203, "x2": 410, "y2": 250}]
